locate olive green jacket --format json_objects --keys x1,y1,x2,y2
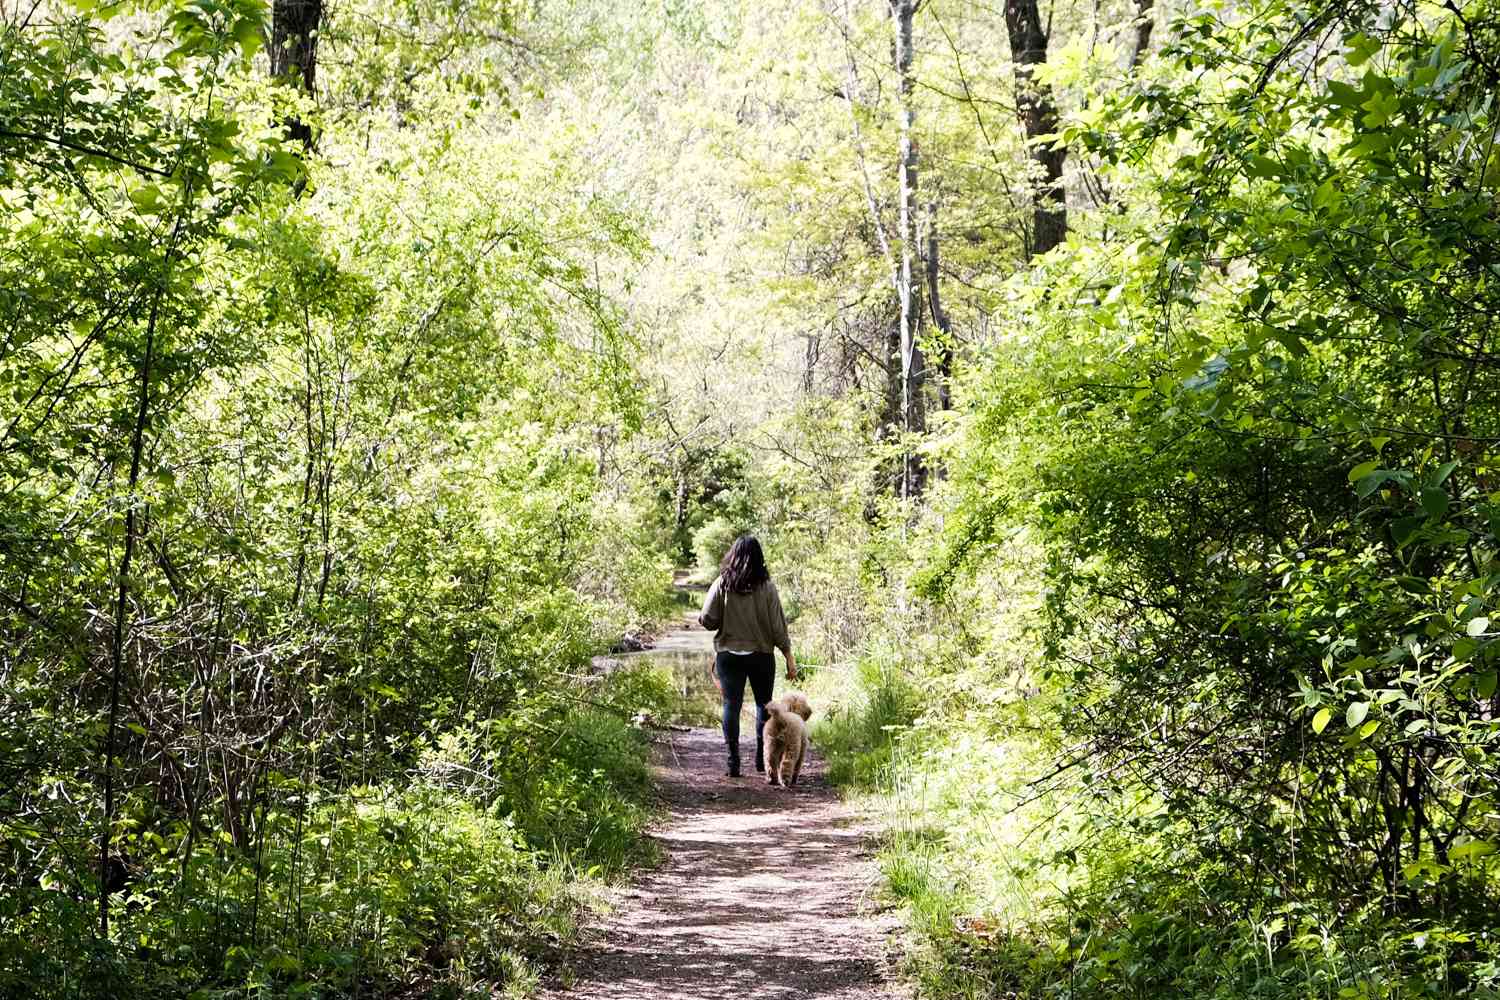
[{"x1": 698, "y1": 576, "x2": 791, "y2": 657}]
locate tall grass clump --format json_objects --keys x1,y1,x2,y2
[{"x1": 804, "y1": 652, "x2": 922, "y2": 789}]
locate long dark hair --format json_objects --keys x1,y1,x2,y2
[{"x1": 721, "y1": 535, "x2": 770, "y2": 594}]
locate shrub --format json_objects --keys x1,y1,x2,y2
[
  {"x1": 691, "y1": 516, "x2": 750, "y2": 577},
  {"x1": 0, "y1": 665, "x2": 675, "y2": 999}
]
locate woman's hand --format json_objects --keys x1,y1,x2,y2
[{"x1": 785, "y1": 652, "x2": 798, "y2": 682}]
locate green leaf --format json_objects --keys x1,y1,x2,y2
[
  {"x1": 1466, "y1": 616, "x2": 1489, "y2": 637},
  {"x1": 1346, "y1": 701, "x2": 1369, "y2": 728},
  {"x1": 1348, "y1": 460, "x2": 1379, "y2": 483},
  {"x1": 1269, "y1": 328, "x2": 1309, "y2": 357},
  {"x1": 1402, "y1": 860, "x2": 1450, "y2": 880},
  {"x1": 1349, "y1": 132, "x2": 1392, "y2": 157},
  {"x1": 371, "y1": 683, "x2": 404, "y2": 702},
  {"x1": 129, "y1": 184, "x2": 165, "y2": 213},
  {"x1": 1449, "y1": 840, "x2": 1496, "y2": 861},
  {"x1": 233, "y1": 17, "x2": 263, "y2": 58},
  {"x1": 1312, "y1": 707, "x2": 1332, "y2": 733},
  {"x1": 1356, "y1": 472, "x2": 1390, "y2": 497},
  {"x1": 1345, "y1": 32, "x2": 1382, "y2": 67},
  {"x1": 1476, "y1": 671, "x2": 1497, "y2": 699},
  {"x1": 1358, "y1": 719, "x2": 1380, "y2": 740},
  {"x1": 1313, "y1": 178, "x2": 1339, "y2": 211},
  {"x1": 1390, "y1": 515, "x2": 1425, "y2": 547},
  {"x1": 1327, "y1": 79, "x2": 1365, "y2": 110},
  {"x1": 1420, "y1": 487, "x2": 1448, "y2": 518},
  {"x1": 1247, "y1": 155, "x2": 1281, "y2": 179},
  {"x1": 1361, "y1": 88, "x2": 1402, "y2": 128}
]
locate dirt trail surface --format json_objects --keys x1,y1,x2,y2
[{"x1": 544, "y1": 611, "x2": 907, "y2": 1000}]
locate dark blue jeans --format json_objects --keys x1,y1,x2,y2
[{"x1": 715, "y1": 650, "x2": 775, "y2": 772}]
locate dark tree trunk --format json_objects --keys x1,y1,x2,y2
[
  {"x1": 925, "y1": 201, "x2": 953, "y2": 412},
  {"x1": 270, "y1": 0, "x2": 322, "y2": 148},
  {"x1": 99, "y1": 267, "x2": 164, "y2": 938},
  {"x1": 1129, "y1": 0, "x2": 1155, "y2": 68},
  {"x1": 1005, "y1": 0, "x2": 1067, "y2": 256}
]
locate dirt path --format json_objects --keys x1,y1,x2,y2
[{"x1": 545, "y1": 610, "x2": 907, "y2": 1000}]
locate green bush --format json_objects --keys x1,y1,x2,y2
[
  {"x1": 0, "y1": 786, "x2": 579, "y2": 1000},
  {"x1": 0, "y1": 667, "x2": 672, "y2": 999},
  {"x1": 247, "y1": 786, "x2": 574, "y2": 995},
  {"x1": 423, "y1": 686, "x2": 676, "y2": 877},
  {"x1": 820, "y1": 643, "x2": 1500, "y2": 1000},
  {"x1": 575, "y1": 500, "x2": 680, "y2": 634},
  {"x1": 691, "y1": 516, "x2": 749, "y2": 577}
]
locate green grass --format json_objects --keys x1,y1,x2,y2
[
  {"x1": 803, "y1": 654, "x2": 920, "y2": 789},
  {"x1": 811, "y1": 659, "x2": 1500, "y2": 1000}
]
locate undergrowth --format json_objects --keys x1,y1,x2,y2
[
  {"x1": 812, "y1": 642, "x2": 1500, "y2": 1000},
  {"x1": 0, "y1": 663, "x2": 684, "y2": 1000}
]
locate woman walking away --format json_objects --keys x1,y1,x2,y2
[{"x1": 699, "y1": 535, "x2": 797, "y2": 777}]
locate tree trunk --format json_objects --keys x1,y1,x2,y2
[
  {"x1": 925, "y1": 201, "x2": 953, "y2": 412},
  {"x1": 270, "y1": 0, "x2": 322, "y2": 148},
  {"x1": 99, "y1": 273, "x2": 164, "y2": 938},
  {"x1": 891, "y1": 0, "x2": 926, "y2": 497},
  {"x1": 1129, "y1": 0, "x2": 1155, "y2": 69},
  {"x1": 1005, "y1": 0, "x2": 1067, "y2": 256}
]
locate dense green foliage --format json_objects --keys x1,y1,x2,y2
[
  {"x1": 7, "y1": 0, "x2": 1500, "y2": 996},
  {"x1": 768, "y1": 0, "x2": 1500, "y2": 996},
  {"x1": 0, "y1": 0, "x2": 679, "y2": 994},
  {"x1": 604, "y1": 0, "x2": 1500, "y2": 997}
]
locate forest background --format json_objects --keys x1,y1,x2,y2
[{"x1": 2, "y1": 0, "x2": 1498, "y2": 996}]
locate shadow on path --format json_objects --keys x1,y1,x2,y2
[{"x1": 540, "y1": 725, "x2": 907, "y2": 1000}]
